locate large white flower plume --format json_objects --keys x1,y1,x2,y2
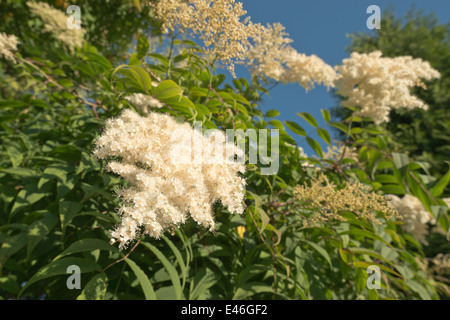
[
  {"x1": 334, "y1": 51, "x2": 440, "y2": 124},
  {"x1": 0, "y1": 32, "x2": 19, "y2": 63},
  {"x1": 93, "y1": 109, "x2": 246, "y2": 248}
]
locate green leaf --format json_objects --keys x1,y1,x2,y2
[
  {"x1": 6, "y1": 146, "x2": 23, "y2": 168},
  {"x1": 137, "y1": 33, "x2": 150, "y2": 59},
  {"x1": 349, "y1": 248, "x2": 394, "y2": 266},
  {"x1": 57, "y1": 173, "x2": 77, "y2": 199},
  {"x1": 380, "y1": 184, "x2": 405, "y2": 195},
  {"x1": 59, "y1": 201, "x2": 83, "y2": 231},
  {"x1": 341, "y1": 229, "x2": 391, "y2": 246},
  {"x1": 77, "y1": 273, "x2": 108, "y2": 300},
  {"x1": 331, "y1": 122, "x2": 348, "y2": 134},
  {"x1": 268, "y1": 119, "x2": 284, "y2": 130},
  {"x1": 163, "y1": 96, "x2": 195, "y2": 116},
  {"x1": 355, "y1": 268, "x2": 367, "y2": 294},
  {"x1": 141, "y1": 242, "x2": 182, "y2": 300},
  {"x1": 407, "y1": 171, "x2": 431, "y2": 212},
  {"x1": 148, "y1": 53, "x2": 169, "y2": 66},
  {"x1": 321, "y1": 109, "x2": 331, "y2": 123},
  {"x1": 233, "y1": 282, "x2": 285, "y2": 299},
  {"x1": 154, "y1": 80, "x2": 183, "y2": 101},
  {"x1": 257, "y1": 207, "x2": 270, "y2": 233},
  {"x1": 80, "y1": 182, "x2": 116, "y2": 202},
  {"x1": 84, "y1": 52, "x2": 113, "y2": 71},
  {"x1": 284, "y1": 121, "x2": 307, "y2": 136},
  {"x1": 125, "y1": 258, "x2": 156, "y2": 300},
  {"x1": 10, "y1": 184, "x2": 47, "y2": 218},
  {"x1": 297, "y1": 112, "x2": 319, "y2": 127},
  {"x1": 264, "y1": 223, "x2": 282, "y2": 246},
  {"x1": 57, "y1": 79, "x2": 74, "y2": 88},
  {"x1": 129, "y1": 65, "x2": 152, "y2": 91},
  {"x1": 1, "y1": 167, "x2": 39, "y2": 178},
  {"x1": 317, "y1": 128, "x2": 331, "y2": 145},
  {"x1": 27, "y1": 213, "x2": 58, "y2": 260},
  {"x1": 306, "y1": 137, "x2": 323, "y2": 158},
  {"x1": 19, "y1": 257, "x2": 100, "y2": 297},
  {"x1": 375, "y1": 174, "x2": 398, "y2": 184},
  {"x1": 162, "y1": 236, "x2": 187, "y2": 291},
  {"x1": 430, "y1": 162, "x2": 450, "y2": 197},
  {"x1": 189, "y1": 268, "x2": 216, "y2": 300},
  {"x1": 0, "y1": 100, "x2": 28, "y2": 109},
  {"x1": 237, "y1": 265, "x2": 268, "y2": 286},
  {"x1": 392, "y1": 152, "x2": 410, "y2": 169},
  {"x1": 55, "y1": 239, "x2": 118, "y2": 260},
  {"x1": 265, "y1": 110, "x2": 280, "y2": 118},
  {"x1": 190, "y1": 87, "x2": 208, "y2": 97},
  {"x1": 128, "y1": 53, "x2": 141, "y2": 66},
  {"x1": 339, "y1": 248, "x2": 353, "y2": 264},
  {"x1": 303, "y1": 240, "x2": 332, "y2": 268},
  {"x1": 0, "y1": 232, "x2": 27, "y2": 265},
  {"x1": 0, "y1": 276, "x2": 20, "y2": 294},
  {"x1": 353, "y1": 261, "x2": 402, "y2": 278},
  {"x1": 350, "y1": 127, "x2": 363, "y2": 135},
  {"x1": 406, "y1": 280, "x2": 432, "y2": 300}
]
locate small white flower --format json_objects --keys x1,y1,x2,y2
[
  {"x1": 27, "y1": 1, "x2": 85, "y2": 52},
  {"x1": 387, "y1": 194, "x2": 436, "y2": 244},
  {"x1": 247, "y1": 23, "x2": 336, "y2": 90},
  {"x1": 0, "y1": 32, "x2": 19, "y2": 63},
  {"x1": 125, "y1": 93, "x2": 164, "y2": 113}
]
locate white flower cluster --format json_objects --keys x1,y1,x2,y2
[
  {"x1": 443, "y1": 198, "x2": 450, "y2": 208},
  {"x1": 387, "y1": 194, "x2": 436, "y2": 244},
  {"x1": 125, "y1": 93, "x2": 164, "y2": 114},
  {"x1": 152, "y1": 0, "x2": 262, "y2": 77},
  {"x1": 323, "y1": 142, "x2": 359, "y2": 163},
  {"x1": 247, "y1": 23, "x2": 336, "y2": 91},
  {"x1": 27, "y1": 1, "x2": 85, "y2": 52},
  {"x1": 0, "y1": 32, "x2": 19, "y2": 63},
  {"x1": 428, "y1": 253, "x2": 450, "y2": 276},
  {"x1": 334, "y1": 51, "x2": 441, "y2": 124},
  {"x1": 93, "y1": 109, "x2": 246, "y2": 248}
]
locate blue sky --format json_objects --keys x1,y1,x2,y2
[{"x1": 230, "y1": 0, "x2": 450, "y2": 155}]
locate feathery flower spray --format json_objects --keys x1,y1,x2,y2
[
  {"x1": 294, "y1": 174, "x2": 400, "y2": 226},
  {"x1": 94, "y1": 110, "x2": 246, "y2": 248},
  {"x1": 334, "y1": 51, "x2": 440, "y2": 124},
  {"x1": 125, "y1": 93, "x2": 164, "y2": 114},
  {"x1": 387, "y1": 194, "x2": 436, "y2": 244},
  {"x1": 152, "y1": 0, "x2": 262, "y2": 77},
  {"x1": 27, "y1": 1, "x2": 85, "y2": 52},
  {"x1": 0, "y1": 32, "x2": 19, "y2": 63},
  {"x1": 247, "y1": 23, "x2": 336, "y2": 90}
]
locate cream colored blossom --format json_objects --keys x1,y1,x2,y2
[
  {"x1": 151, "y1": 0, "x2": 262, "y2": 77},
  {"x1": 334, "y1": 51, "x2": 440, "y2": 124},
  {"x1": 443, "y1": 198, "x2": 450, "y2": 208},
  {"x1": 125, "y1": 93, "x2": 164, "y2": 113},
  {"x1": 428, "y1": 253, "x2": 450, "y2": 276},
  {"x1": 294, "y1": 174, "x2": 400, "y2": 226},
  {"x1": 323, "y1": 141, "x2": 359, "y2": 163},
  {"x1": 0, "y1": 32, "x2": 19, "y2": 63},
  {"x1": 93, "y1": 109, "x2": 246, "y2": 248},
  {"x1": 247, "y1": 23, "x2": 336, "y2": 90},
  {"x1": 387, "y1": 194, "x2": 436, "y2": 244},
  {"x1": 27, "y1": 1, "x2": 85, "y2": 52}
]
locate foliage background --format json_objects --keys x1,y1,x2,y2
[{"x1": 0, "y1": 0, "x2": 449, "y2": 300}]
